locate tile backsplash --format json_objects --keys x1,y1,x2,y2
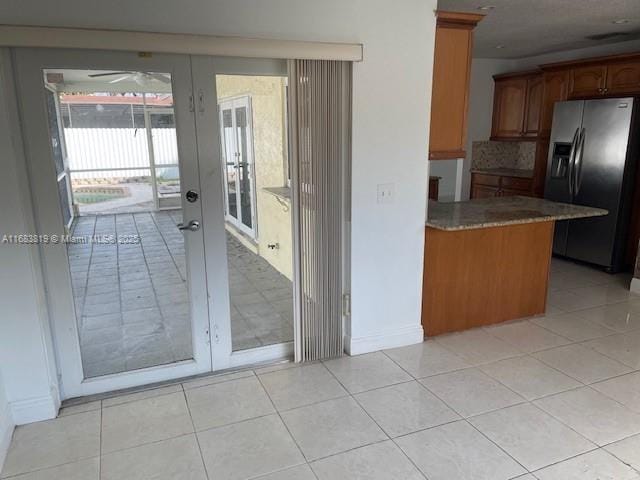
[{"x1": 472, "y1": 141, "x2": 536, "y2": 171}]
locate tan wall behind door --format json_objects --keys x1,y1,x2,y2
[{"x1": 216, "y1": 75, "x2": 293, "y2": 280}]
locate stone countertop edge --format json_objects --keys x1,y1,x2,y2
[{"x1": 426, "y1": 196, "x2": 608, "y2": 232}]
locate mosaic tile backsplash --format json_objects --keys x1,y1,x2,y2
[{"x1": 472, "y1": 141, "x2": 536, "y2": 171}]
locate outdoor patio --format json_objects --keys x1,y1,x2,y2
[{"x1": 69, "y1": 211, "x2": 293, "y2": 379}]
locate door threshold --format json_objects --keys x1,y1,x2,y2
[{"x1": 61, "y1": 350, "x2": 294, "y2": 409}]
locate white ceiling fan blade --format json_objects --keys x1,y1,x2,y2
[
  {"x1": 108, "y1": 75, "x2": 132, "y2": 84},
  {"x1": 88, "y1": 71, "x2": 133, "y2": 78},
  {"x1": 147, "y1": 73, "x2": 171, "y2": 84}
]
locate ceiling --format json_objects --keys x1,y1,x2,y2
[{"x1": 438, "y1": 0, "x2": 640, "y2": 59}]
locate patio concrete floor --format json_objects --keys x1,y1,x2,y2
[{"x1": 69, "y1": 210, "x2": 293, "y2": 379}]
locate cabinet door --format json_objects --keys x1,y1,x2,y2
[
  {"x1": 540, "y1": 70, "x2": 569, "y2": 137},
  {"x1": 471, "y1": 184, "x2": 499, "y2": 199},
  {"x1": 569, "y1": 65, "x2": 606, "y2": 98},
  {"x1": 606, "y1": 61, "x2": 640, "y2": 95},
  {"x1": 523, "y1": 76, "x2": 543, "y2": 137},
  {"x1": 429, "y1": 25, "x2": 473, "y2": 159},
  {"x1": 491, "y1": 78, "x2": 527, "y2": 139}
]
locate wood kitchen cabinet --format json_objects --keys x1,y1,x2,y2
[
  {"x1": 568, "y1": 65, "x2": 607, "y2": 98},
  {"x1": 606, "y1": 61, "x2": 640, "y2": 95},
  {"x1": 539, "y1": 69, "x2": 570, "y2": 137},
  {"x1": 566, "y1": 57, "x2": 640, "y2": 98},
  {"x1": 491, "y1": 71, "x2": 543, "y2": 140},
  {"x1": 470, "y1": 172, "x2": 532, "y2": 198},
  {"x1": 429, "y1": 11, "x2": 483, "y2": 160}
]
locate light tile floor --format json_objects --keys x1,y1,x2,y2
[
  {"x1": 5, "y1": 258, "x2": 640, "y2": 479},
  {"x1": 69, "y1": 212, "x2": 293, "y2": 379}
]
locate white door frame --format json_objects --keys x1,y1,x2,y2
[
  {"x1": 218, "y1": 95, "x2": 258, "y2": 240},
  {"x1": 13, "y1": 48, "x2": 213, "y2": 399},
  {"x1": 191, "y1": 56, "x2": 293, "y2": 370}
]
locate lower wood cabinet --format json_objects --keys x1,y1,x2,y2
[{"x1": 470, "y1": 172, "x2": 532, "y2": 198}]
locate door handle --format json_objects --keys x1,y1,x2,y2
[
  {"x1": 177, "y1": 220, "x2": 201, "y2": 232},
  {"x1": 574, "y1": 128, "x2": 586, "y2": 195},
  {"x1": 567, "y1": 127, "x2": 580, "y2": 198}
]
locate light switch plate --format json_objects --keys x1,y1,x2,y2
[{"x1": 377, "y1": 183, "x2": 395, "y2": 204}]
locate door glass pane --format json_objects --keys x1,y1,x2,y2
[
  {"x1": 221, "y1": 109, "x2": 238, "y2": 219},
  {"x1": 216, "y1": 75, "x2": 294, "y2": 352},
  {"x1": 235, "y1": 106, "x2": 253, "y2": 229},
  {"x1": 150, "y1": 110, "x2": 181, "y2": 209},
  {"x1": 43, "y1": 68, "x2": 193, "y2": 378}
]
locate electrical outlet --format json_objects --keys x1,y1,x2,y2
[{"x1": 377, "y1": 183, "x2": 395, "y2": 204}]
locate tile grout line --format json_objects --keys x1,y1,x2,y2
[
  {"x1": 379, "y1": 343, "x2": 591, "y2": 475},
  {"x1": 180, "y1": 384, "x2": 211, "y2": 480},
  {"x1": 318, "y1": 358, "x2": 428, "y2": 479},
  {"x1": 253, "y1": 369, "x2": 311, "y2": 473}
]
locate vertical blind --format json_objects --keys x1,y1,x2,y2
[{"x1": 288, "y1": 59, "x2": 352, "y2": 362}]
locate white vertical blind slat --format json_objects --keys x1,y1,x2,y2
[{"x1": 288, "y1": 59, "x2": 352, "y2": 362}]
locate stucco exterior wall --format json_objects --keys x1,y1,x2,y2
[{"x1": 216, "y1": 75, "x2": 293, "y2": 279}]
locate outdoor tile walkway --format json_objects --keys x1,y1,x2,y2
[{"x1": 69, "y1": 211, "x2": 292, "y2": 378}]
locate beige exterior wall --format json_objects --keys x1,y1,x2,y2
[{"x1": 216, "y1": 75, "x2": 293, "y2": 280}]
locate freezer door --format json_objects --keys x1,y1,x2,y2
[
  {"x1": 544, "y1": 100, "x2": 584, "y2": 255},
  {"x1": 565, "y1": 98, "x2": 634, "y2": 267}
]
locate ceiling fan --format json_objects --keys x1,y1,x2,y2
[{"x1": 87, "y1": 71, "x2": 171, "y2": 85}]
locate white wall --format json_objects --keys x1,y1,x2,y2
[
  {"x1": 0, "y1": 367, "x2": 14, "y2": 474},
  {"x1": 0, "y1": 0, "x2": 436, "y2": 394},
  {"x1": 0, "y1": 49, "x2": 61, "y2": 425}
]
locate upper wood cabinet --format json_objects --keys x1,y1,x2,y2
[
  {"x1": 490, "y1": 71, "x2": 542, "y2": 140},
  {"x1": 566, "y1": 57, "x2": 640, "y2": 98},
  {"x1": 429, "y1": 11, "x2": 483, "y2": 160},
  {"x1": 523, "y1": 75, "x2": 544, "y2": 137},
  {"x1": 606, "y1": 61, "x2": 640, "y2": 95},
  {"x1": 539, "y1": 69, "x2": 570, "y2": 137},
  {"x1": 569, "y1": 65, "x2": 607, "y2": 98}
]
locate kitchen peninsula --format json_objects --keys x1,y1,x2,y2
[{"x1": 422, "y1": 196, "x2": 607, "y2": 336}]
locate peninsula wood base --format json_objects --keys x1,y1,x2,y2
[{"x1": 422, "y1": 221, "x2": 554, "y2": 336}]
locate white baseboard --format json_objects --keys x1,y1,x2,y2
[
  {"x1": 9, "y1": 391, "x2": 59, "y2": 426},
  {"x1": 345, "y1": 324, "x2": 424, "y2": 356},
  {"x1": 631, "y1": 278, "x2": 640, "y2": 294},
  {"x1": 0, "y1": 405, "x2": 14, "y2": 474}
]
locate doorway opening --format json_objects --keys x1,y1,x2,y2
[
  {"x1": 43, "y1": 68, "x2": 194, "y2": 378},
  {"x1": 216, "y1": 74, "x2": 294, "y2": 352}
]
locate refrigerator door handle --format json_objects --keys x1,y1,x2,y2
[
  {"x1": 574, "y1": 127, "x2": 586, "y2": 195},
  {"x1": 567, "y1": 127, "x2": 580, "y2": 198}
]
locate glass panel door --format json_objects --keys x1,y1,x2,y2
[
  {"x1": 14, "y1": 48, "x2": 212, "y2": 398},
  {"x1": 234, "y1": 104, "x2": 254, "y2": 231},
  {"x1": 218, "y1": 97, "x2": 256, "y2": 238},
  {"x1": 220, "y1": 107, "x2": 239, "y2": 221},
  {"x1": 189, "y1": 58, "x2": 295, "y2": 370}
]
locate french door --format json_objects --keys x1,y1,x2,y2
[
  {"x1": 13, "y1": 48, "x2": 236, "y2": 399},
  {"x1": 219, "y1": 96, "x2": 257, "y2": 239}
]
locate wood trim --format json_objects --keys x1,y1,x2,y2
[
  {"x1": 0, "y1": 24, "x2": 364, "y2": 61},
  {"x1": 435, "y1": 11, "x2": 485, "y2": 28},
  {"x1": 493, "y1": 69, "x2": 541, "y2": 81},
  {"x1": 540, "y1": 51, "x2": 640, "y2": 71},
  {"x1": 429, "y1": 149, "x2": 466, "y2": 160}
]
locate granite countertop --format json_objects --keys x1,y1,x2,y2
[
  {"x1": 426, "y1": 196, "x2": 607, "y2": 231},
  {"x1": 470, "y1": 168, "x2": 534, "y2": 179}
]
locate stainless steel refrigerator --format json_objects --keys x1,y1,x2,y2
[{"x1": 544, "y1": 97, "x2": 639, "y2": 272}]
